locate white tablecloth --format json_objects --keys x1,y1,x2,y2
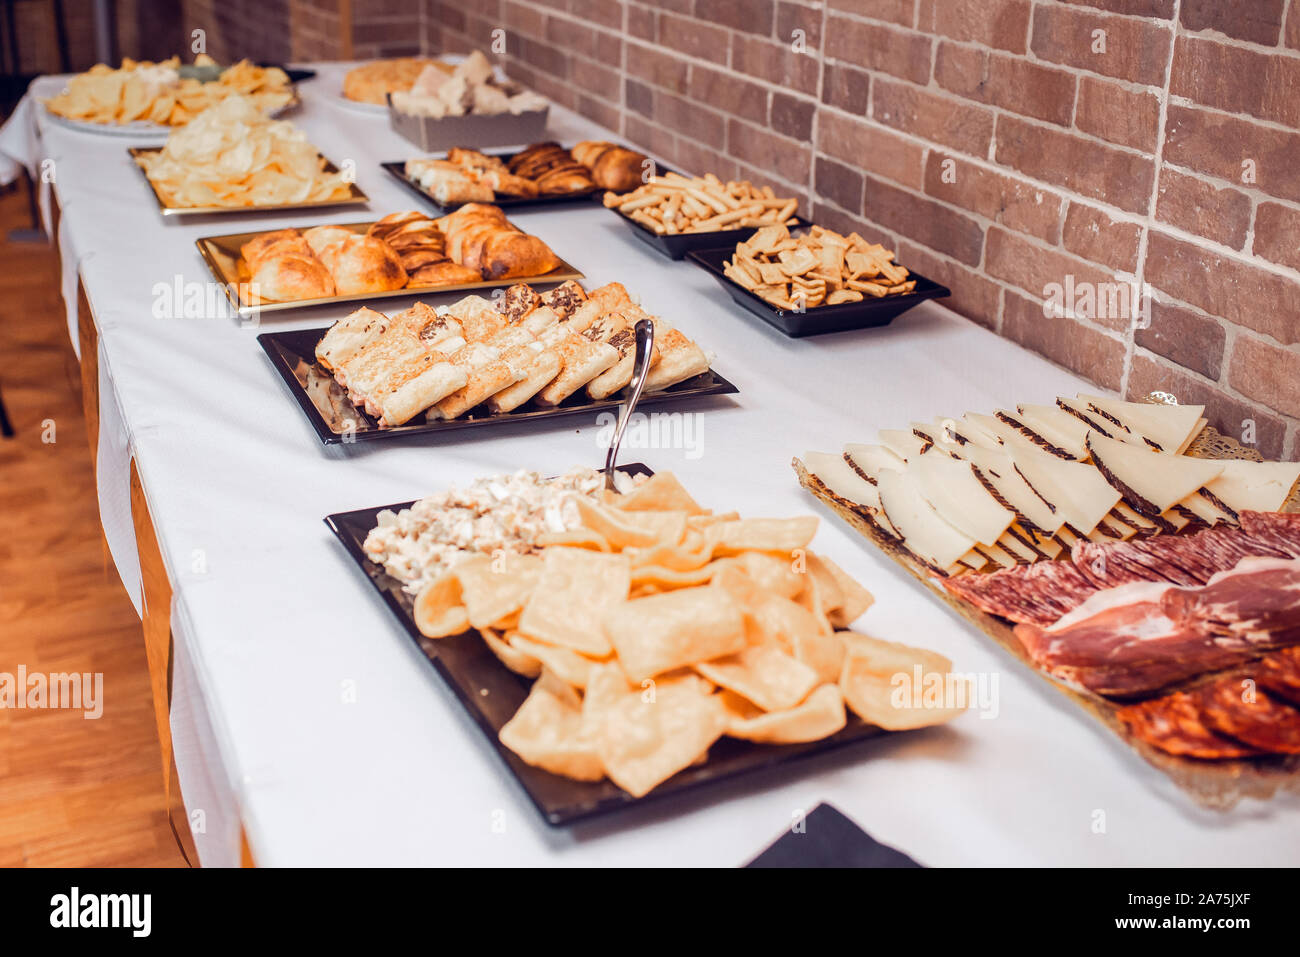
[{"x1": 4, "y1": 64, "x2": 1296, "y2": 866}]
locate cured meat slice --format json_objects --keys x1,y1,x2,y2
[
  {"x1": 1164, "y1": 557, "x2": 1300, "y2": 646},
  {"x1": 941, "y1": 559, "x2": 1096, "y2": 626},
  {"x1": 1238, "y1": 510, "x2": 1300, "y2": 559},
  {"x1": 1194, "y1": 676, "x2": 1300, "y2": 754},
  {"x1": 1256, "y1": 647, "x2": 1300, "y2": 707},
  {"x1": 1011, "y1": 585, "x2": 1260, "y2": 696},
  {"x1": 1116, "y1": 692, "x2": 1264, "y2": 759}
]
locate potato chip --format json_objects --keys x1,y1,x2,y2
[
  {"x1": 510, "y1": 633, "x2": 600, "y2": 689},
  {"x1": 134, "y1": 95, "x2": 349, "y2": 209},
  {"x1": 454, "y1": 553, "x2": 542, "y2": 629},
  {"x1": 481, "y1": 627, "x2": 541, "y2": 677},
  {"x1": 611, "y1": 472, "x2": 707, "y2": 515},
  {"x1": 717, "y1": 550, "x2": 804, "y2": 598},
  {"x1": 809, "y1": 554, "x2": 874, "y2": 627},
  {"x1": 413, "y1": 572, "x2": 470, "y2": 638},
  {"x1": 603, "y1": 585, "x2": 745, "y2": 682},
  {"x1": 534, "y1": 528, "x2": 611, "y2": 551},
  {"x1": 839, "y1": 634, "x2": 967, "y2": 730},
  {"x1": 625, "y1": 530, "x2": 712, "y2": 571},
  {"x1": 790, "y1": 629, "x2": 847, "y2": 684},
  {"x1": 581, "y1": 664, "x2": 728, "y2": 797},
  {"x1": 499, "y1": 669, "x2": 605, "y2": 781},
  {"x1": 707, "y1": 516, "x2": 818, "y2": 555},
  {"x1": 575, "y1": 498, "x2": 687, "y2": 549},
  {"x1": 724, "y1": 683, "x2": 847, "y2": 743},
  {"x1": 694, "y1": 644, "x2": 820, "y2": 712},
  {"x1": 518, "y1": 547, "x2": 630, "y2": 656},
  {"x1": 630, "y1": 562, "x2": 718, "y2": 589}
]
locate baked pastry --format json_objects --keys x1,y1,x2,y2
[
  {"x1": 507, "y1": 142, "x2": 596, "y2": 194},
  {"x1": 366, "y1": 211, "x2": 482, "y2": 286},
  {"x1": 405, "y1": 158, "x2": 495, "y2": 206},
  {"x1": 241, "y1": 228, "x2": 306, "y2": 270},
  {"x1": 302, "y1": 225, "x2": 354, "y2": 259},
  {"x1": 436, "y1": 203, "x2": 561, "y2": 280},
  {"x1": 343, "y1": 57, "x2": 451, "y2": 105},
  {"x1": 250, "y1": 254, "x2": 335, "y2": 303},
  {"x1": 328, "y1": 236, "x2": 408, "y2": 295},
  {"x1": 571, "y1": 141, "x2": 648, "y2": 192},
  {"x1": 312, "y1": 280, "x2": 711, "y2": 426}
]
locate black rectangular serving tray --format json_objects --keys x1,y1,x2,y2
[
  {"x1": 687, "y1": 246, "x2": 951, "y2": 337},
  {"x1": 259, "y1": 326, "x2": 738, "y2": 445},
  {"x1": 617, "y1": 210, "x2": 812, "y2": 261},
  {"x1": 325, "y1": 468, "x2": 897, "y2": 827},
  {"x1": 381, "y1": 158, "x2": 603, "y2": 214}
]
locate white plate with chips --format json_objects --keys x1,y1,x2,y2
[{"x1": 44, "y1": 109, "x2": 173, "y2": 139}]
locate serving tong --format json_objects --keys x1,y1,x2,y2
[{"x1": 603, "y1": 318, "x2": 655, "y2": 492}]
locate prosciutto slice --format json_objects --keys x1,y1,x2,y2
[{"x1": 1012, "y1": 558, "x2": 1300, "y2": 695}]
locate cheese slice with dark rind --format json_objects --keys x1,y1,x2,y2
[
  {"x1": 1079, "y1": 393, "x2": 1205, "y2": 454},
  {"x1": 875, "y1": 466, "x2": 976, "y2": 570},
  {"x1": 1084, "y1": 430, "x2": 1223, "y2": 517},
  {"x1": 801, "y1": 451, "x2": 899, "y2": 538},
  {"x1": 908, "y1": 449, "x2": 1015, "y2": 546}
]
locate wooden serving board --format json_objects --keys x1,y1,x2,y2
[{"x1": 794, "y1": 422, "x2": 1300, "y2": 810}]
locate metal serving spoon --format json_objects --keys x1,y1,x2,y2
[{"x1": 604, "y1": 318, "x2": 656, "y2": 492}]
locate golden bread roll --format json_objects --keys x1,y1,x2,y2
[
  {"x1": 250, "y1": 254, "x2": 335, "y2": 303},
  {"x1": 329, "y1": 236, "x2": 408, "y2": 295}
]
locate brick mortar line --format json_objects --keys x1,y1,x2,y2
[
  {"x1": 1177, "y1": 24, "x2": 1300, "y2": 60},
  {"x1": 1158, "y1": 159, "x2": 1300, "y2": 216},
  {"x1": 1165, "y1": 93, "x2": 1300, "y2": 137},
  {"x1": 1127, "y1": 0, "x2": 1185, "y2": 400},
  {"x1": 807, "y1": 0, "x2": 830, "y2": 217}
]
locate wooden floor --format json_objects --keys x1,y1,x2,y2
[{"x1": 0, "y1": 180, "x2": 186, "y2": 867}]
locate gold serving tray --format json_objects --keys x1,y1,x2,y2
[
  {"x1": 195, "y1": 220, "x2": 584, "y2": 317},
  {"x1": 128, "y1": 146, "x2": 369, "y2": 217},
  {"x1": 795, "y1": 402, "x2": 1300, "y2": 810}
]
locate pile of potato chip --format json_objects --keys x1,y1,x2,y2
[
  {"x1": 413, "y1": 472, "x2": 965, "y2": 797},
  {"x1": 724, "y1": 224, "x2": 917, "y2": 310},
  {"x1": 45, "y1": 55, "x2": 294, "y2": 127},
  {"x1": 604, "y1": 173, "x2": 798, "y2": 235},
  {"x1": 135, "y1": 95, "x2": 351, "y2": 208}
]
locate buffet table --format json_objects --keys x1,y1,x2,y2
[{"x1": 5, "y1": 63, "x2": 1297, "y2": 866}]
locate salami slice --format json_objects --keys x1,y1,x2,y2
[
  {"x1": 1194, "y1": 676, "x2": 1300, "y2": 754},
  {"x1": 1116, "y1": 692, "x2": 1264, "y2": 759},
  {"x1": 1256, "y1": 647, "x2": 1300, "y2": 707}
]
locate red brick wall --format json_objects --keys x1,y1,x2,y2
[{"x1": 420, "y1": 0, "x2": 1300, "y2": 461}]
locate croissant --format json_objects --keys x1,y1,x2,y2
[
  {"x1": 438, "y1": 203, "x2": 560, "y2": 280},
  {"x1": 572, "y1": 140, "x2": 647, "y2": 192}
]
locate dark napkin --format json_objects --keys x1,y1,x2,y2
[{"x1": 745, "y1": 803, "x2": 922, "y2": 868}]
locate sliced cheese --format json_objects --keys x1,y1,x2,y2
[
  {"x1": 1177, "y1": 419, "x2": 1207, "y2": 455},
  {"x1": 1055, "y1": 397, "x2": 1117, "y2": 439},
  {"x1": 1079, "y1": 394, "x2": 1205, "y2": 454},
  {"x1": 908, "y1": 449, "x2": 1016, "y2": 546},
  {"x1": 1203, "y1": 459, "x2": 1300, "y2": 518},
  {"x1": 1084, "y1": 430, "x2": 1223, "y2": 517},
  {"x1": 843, "y1": 443, "x2": 905, "y2": 483},
  {"x1": 875, "y1": 466, "x2": 976, "y2": 570},
  {"x1": 1159, "y1": 507, "x2": 1191, "y2": 532},
  {"x1": 1088, "y1": 517, "x2": 1135, "y2": 542},
  {"x1": 1012, "y1": 403, "x2": 1092, "y2": 459},
  {"x1": 878, "y1": 429, "x2": 930, "y2": 461},
  {"x1": 995, "y1": 528, "x2": 1040, "y2": 562},
  {"x1": 949, "y1": 444, "x2": 1065, "y2": 535},
  {"x1": 1024, "y1": 527, "x2": 1063, "y2": 559},
  {"x1": 974, "y1": 543, "x2": 1018, "y2": 568},
  {"x1": 1112, "y1": 501, "x2": 1157, "y2": 532},
  {"x1": 1179, "y1": 490, "x2": 1235, "y2": 525},
  {"x1": 1010, "y1": 444, "x2": 1122, "y2": 534},
  {"x1": 956, "y1": 413, "x2": 1007, "y2": 450},
  {"x1": 802, "y1": 451, "x2": 899, "y2": 538}
]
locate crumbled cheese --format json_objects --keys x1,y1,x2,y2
[{"x1": 362, "y1": 466, "x2": 638, "y2": 594}]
